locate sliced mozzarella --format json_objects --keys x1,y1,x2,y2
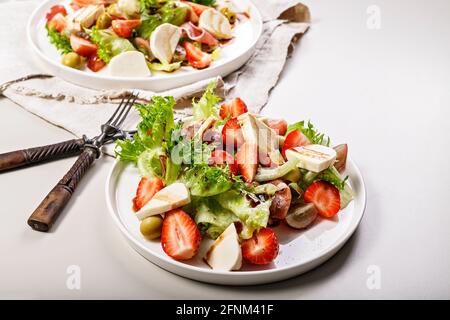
[
  {"x1": 117, "y1": 0, "x2": 140, "y2": 18},
  {"x1": 238, "y1": 113, "x2": 283, "y2": 165},
  {"x1": 136, "y1": 183, "x2": 190, "y2": 220},
  {"x1": 109, "y1": 51, "x2": 151, "y2": 77},
  {"x1": 150, "y1": 23, "x2": 182, "y2": 65},
  {"x1": 285, "y1": 145, "x2": 337, "y2": 173},
  {"x1": 77, "y1": 5, "x2": 105, "y2": 28},
  {"x1": 199, "y1": 8, "x2": 233, "y2": 40},
  {"x1": 204, "y1": 223, "x2": 242, "y2": 271}
]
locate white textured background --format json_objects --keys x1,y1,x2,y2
[{"x1": 0, "y1": 0, "x2": 449, "y2": 299}]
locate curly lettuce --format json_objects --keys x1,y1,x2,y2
[
  {"x1": 286, "y1": 120, "x2": 330, "y2": 146},
  {"x1": 216, "y1": 190, "x2": 272, "y2": 239},
  {"x1": 46, "y1": 26, "x2": 72, "y2": 54},
  {"x1": 192, "y1": 80, "x2": 222, "y2": 121},
  {"x1": 189, "y1": 197, "x2": 239, "y2": 239},
  {"x1": 89, "y1": 27, "x2": 135, "y2": 63},
  {"x1": 183, "y1": 164, "x2": 233, "y2": 197}
]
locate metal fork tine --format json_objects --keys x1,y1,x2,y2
[
  {"x1": 111, "y1": 93, "x2": 135, "y2": 126},
  {"x1": 105, "y1": 95, "x2": 127, "y2": 125},
  {"x1": 115, "y1": 94, "x2": 138, "y2": 128}
]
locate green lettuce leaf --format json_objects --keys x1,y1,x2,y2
[
  {"x1": 183, "y1": 164, "x2": 233, "y2": 197},
  {"x1": 138, "y1": 2, "x2": 188, "y2": 38},
  {"x1": 192, "y1": 80, "x2": 222, "y2": 121},
  {"x1": 46, "y1": 26, "x2": 72, "y2": 54},
  {"x1": 89, "y1": 27, "x2": 135, "y2": 63},
  {"x1": 115, "y1": 95, "x2": 175, "y2": 163},
  {"x1": 190, "y1": 197, "x2": 239, "y2": 239},
  {"x1": 286, "y1": 120, "x2": 330, "y2": 146},
  {"x1": 216, "y1": 190, "x2": 272, "y2": 239}
]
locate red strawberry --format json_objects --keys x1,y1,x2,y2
[
  {"x1": 132, "y1": 177, "x2": 164, "y2": 212},
  {"x1": 184, "y1": 1, "x2": 210, "y2": 16},
  {"x1": 70, "y1": 35, "x2": 97, "y2": 57},
  {"x1": 281, "y1": 130, "x2": 311, "y2": 158},
  {"x1": 209, "y1": 150, "x2": 238, "y2": 175},
  {"x1": 236, "y1": 143, "x2": 258, "y2": 183},
  {"x1": 241, "y1": 228, "x2": 279, "y2": 265},
  {"x1": 304, "y1": 181, "x2": 341, "y2": 218},
  {"x1": 183, "y1": 41, "x2": 211, "y2": 69},
  {"x1": 333, "y1": 144, "x2": 348, "y2": 172},
  {"x1": 87, "y1": 53, "x2": 106, "y2": 72},
  {"x1": 161, "y1": 209, "x2": 201, "y2": 260},
  {"x1": 46, "y1": 4, "x2": 67, "y2": 22},
  {"x1": 222, "y1": 118, "x2": 244, "y2": 149},
  {"x1": 266, "y1": 119, "x2": 288, "y2": 136},
  {"x1": 219, "y1": 98, "x2": 248, "y2": 119}
]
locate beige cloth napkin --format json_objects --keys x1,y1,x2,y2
[{"x1": 1, "y1": 0, "x2": 310, "y2": 140}]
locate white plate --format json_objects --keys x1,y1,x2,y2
[
  {"x1": 106, "y1": 158, "x2": 366, "y2": 285},
  {"x1": 27, "y1": 0, "x2": 262, "y2": 91}
]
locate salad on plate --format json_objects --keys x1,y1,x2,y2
[
  {"x1": 115, "y1": 81, "x2": 354, "y2": 271},
  {"x1": 44, "y1": 0, "x2": 246, "y2": 76}
]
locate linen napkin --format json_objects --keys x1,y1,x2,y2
[{"x1": 0, "y1": 0, "x2": 310, "y2": 140}]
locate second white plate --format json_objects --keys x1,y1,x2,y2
[{"x1": 27, "y1": 0, "x2": 263, "y2": 91}]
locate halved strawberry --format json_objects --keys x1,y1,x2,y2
[
  {"x1": 132, "y1": 177, "x2": 164, "y2": 212},
  {"x1": 112, "y1": 19, "x2": 142, "y2": 38},
  {"x1": 222, "y1": 118, "x2": 244, "y2": 149},
  {"x1": 267, "y1": 119, "x2": 288, "y2": 136},
  {"x1": 70, "y1": 35, "x2": 97, "y2": 57},
  {"x1": 87, "y1": 53, "x2": 106, "y2": 72},
  {"x1": 219, "y1": 98, "x2": 248, "y2": 119},
  {"x1": 183, "y1": 1, "x2": 211, "y2": 16},
  {"x1": 183, "y1": 41, "x2": 211, "y2": 69},
  {"x1": 304, "y1": 181, "x2": 341, "y2": 218},
  {"x1": 241, "y1": 228, "x2": 279, "y2": 265},
  {"x1": 209, "y1": 150, "x2": 238, "y2": 175},
  {"x1": 236, "y1": 142, "x2": 258, "y2": 183},
  {"x1": 333, "y1": 144, "x2": 348, "y2": 172},
  {"x1": 46, "y1": 4, "x2": 67, "y2": 22},
  {"x1": 281, "y1": 130, "x2": 311, "y2": 158},
  {"x1": 48, "y1": 13, "x2": 67, "y2": 33},
  {"x1": 161, "y1": 209, "x2": 201, "y2": 260}
]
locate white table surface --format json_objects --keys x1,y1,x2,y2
[{"x1": 1, "y1": 0, "x2": 449, "y2": 299}]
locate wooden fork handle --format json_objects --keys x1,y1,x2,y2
[
  {"x1": 0, "y1": 138, "x2": 85, "y2": 173},
  {"x1": 27, "y1": 147, "x2": 97, "y2": 232}
]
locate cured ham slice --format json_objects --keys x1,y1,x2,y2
[{"x1": 181, "y1": 22, "x2": 219, "y2": 46}]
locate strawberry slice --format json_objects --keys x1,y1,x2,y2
[
  {"x1": 219, "y1": 98, "x2": 248, "y2": 119},
  {"x1": 183, "y1": 1, "x2": 210, "y2": 16},
  {"x1": 112, "y1": 19, "x2": 142, "y2": 38},
  {"x1": 236, "y1": 142, "x2": 258, "y2": 183},
  {"x1": 241, "y1": 228, "x2": 279, "y2": 265},
  {"x1": 87, "y1": 53, "x2": 106, "y2": 72},
  {"x1": 132, "y1": 177, "x2": 164, "y2": 212},
  {"x1": 281, "y1": 129, "x2": 311, "y2": 158},
  {"x1": 304, "y1": 181, "x2": 341, "y2": 218},
  {"x1": 46, "y1": 4, "x2": 67, "y2": 22},
  {"x1": 70, "y1": 35, "x2": 97, "y2": 57},
  {"x1": 161, "y1": 209, "x2": 201, "y2": 260},
  {"x1": 266, "y1": 119, "x2": 288, "y2": 136},
  {"x1": 183, "y1": 41, "x2": 211, "y2": 69},
  {"x1": 222, "y1": 118, "x2": 244, "y2": 149},
  {"x1": 209, "y1": 150, "x2": 238, "y2": 175},
  {"x1": 48, "y1": 13, "x2": 67, "y2": 33},
  {"x1": 333, "y1": 144, "x2": 348, "y2": 172}
]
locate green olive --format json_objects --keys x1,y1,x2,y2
[
  {"x1": 61, "y1": 52, "x2": 84, "y2": 69},
  {"x1": 220, "y1": 7, "x2": 237, "y2": 24},
  {"x1": 96, "y1": 13, "x2": 112, "y2": 29},
  {"x1": 140, "y1": 216, "x2": 163, "y2": 239}
]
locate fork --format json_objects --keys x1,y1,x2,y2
[{"x1": 27, "y1": 93, "x2": 138, "y2": 232}]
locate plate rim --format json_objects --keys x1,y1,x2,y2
[
  {"x1": 105, "y1": 155, "x2": 367, "y2": 282},
  {"x1": 26, "y1": 0, "x2": 263, "y2": 83}
]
